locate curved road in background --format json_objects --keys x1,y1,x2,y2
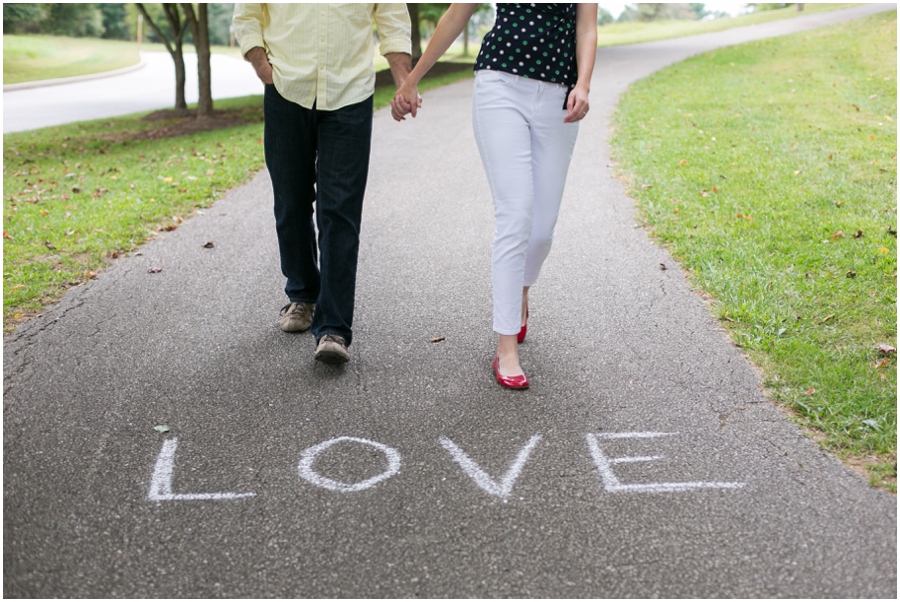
[
  {"x1": 4, "y1": 5, "x2": 896, "y2": 598},
  {"x1": 2, "y1": 52, "x2": 263, "y2": 133}
]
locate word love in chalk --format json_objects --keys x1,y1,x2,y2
[{"x1": 147, "y1": 432, "x2": 745, "y2": 502}]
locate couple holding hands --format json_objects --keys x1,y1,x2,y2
[{"x1": 234, "y1": 3, "x2": 597, "y2": 389}]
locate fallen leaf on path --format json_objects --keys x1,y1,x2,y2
[
  {"x1": 153, "y1": 425, "x2": 171, "y2": 433},
  {"x1": 202, "y1": 241, "x2": 215, "y2": 248},
  {"x1": 660, "y1": 263, "x2": 667, "y2": 270},
  {"x1": 148, "y1": 267, "x2": 163, "y2": 274},
  {"x1": 430, "y1": 337, "x2": 445, "y2": 343}
]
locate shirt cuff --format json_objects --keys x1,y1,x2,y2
[
  {"x1": 379, "y1": 35, "x2": 411, "y2": 57},
  {"x1": 238, "y1": 33, "x2": 266, "y2": 61}
]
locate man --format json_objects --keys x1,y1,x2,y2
[{"x1": 233, "y1": 4, "x2": 414, "y2": 364}]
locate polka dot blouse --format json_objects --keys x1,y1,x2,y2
[{"x1": 474, "y1": 3, "x2": 577, "y2": 87}]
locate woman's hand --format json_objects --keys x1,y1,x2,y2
[
  {"x1": 564, "y1": 84, "x2": 590, "y2": 123},
  {"x1": 391, "y1": 82, "x2": 422, "y2": 121}
]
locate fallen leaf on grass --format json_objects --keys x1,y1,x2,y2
[
  {"x1": 804, "y1": 387, "x2": 816, "y2": 396},
  {"x1": 853, "y1": 230, "x2": 864, "y2": 238},
  {"x1": 876, "y1": 344, "x2": 896, "y2": 355},
  {"x1": 877, "y1": 247, "x2": 890, "y2": 254},
  {"x1": 2, "y1": 231, "x2": 12, "y2": 240},
  {"x1": 430, "y1": 337, "x2": 445, "y2": 343},
  {"x1": 846, "y1": 271, "x2": 856, "y2": 278},
  {"x1": 832, "y1": 231, "x2": 845, "y2": 240},
  {"x1": 148, "y1": 267, "x2": 163, "y2": 274},
  {"x1": 822, "y1": 314, "x2": 835, "y2": 323},
  {"x1": 874, "y1": 358, "x2": 890, "y2": 369},
  {"x1": 43, "y1": 241, "x2": 56, "y2": 250}
]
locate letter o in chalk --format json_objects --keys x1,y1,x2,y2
[{"x1": 297, "y1": 436, "x2": 401, "y2": 492}]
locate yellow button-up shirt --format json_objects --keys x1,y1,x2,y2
[{"x1": 233, "y1": 3, "x2": 411, "y2": 111}]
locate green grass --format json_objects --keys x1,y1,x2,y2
[
  {"x1": 3, "y1": 34, "x2": 263, "y2": 85},
  {"x1": 597, "y1": 4, "x2": 856, "y2": 47},
  {"x1": 3, "y1": 96, "x2": 267, "y2": 323},
  {"x1": 2, "y1": 63, "x2": 474, "y2": 331},
  {"x1": 610, "y1": 11, "x2": 897, "y2": 490},
  {"x1": 3, "y1": 35, "x2": 143, "y2": 84}
]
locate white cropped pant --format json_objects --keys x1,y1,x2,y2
[{"x1": 472, "y1": 70, "x2": 579, "y2": 336}]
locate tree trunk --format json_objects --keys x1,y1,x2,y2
[
  {"x1": 463, "y1": 21, "x2": 469, "y2": 56},
  {"x1": 797, "y1": 4, "x2": 804, "y2": 11},
  {"x1": 181, "y1": 3, "x2": 213, "y2": 117},
  {"x1": 407, "y1": 3, "x2": 422, "y2": 61},
  {"x1": 137, "y1": 3, "x2": 188, "y2": 110}
]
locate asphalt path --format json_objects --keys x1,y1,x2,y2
[
  {"x1": 4, "y1": 5, "x2": 897, "y2": 597},
  {"x1": 2, "y1": 51, "x2": 264, "y2": 133}
]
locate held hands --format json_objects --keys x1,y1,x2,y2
[
  {"x1": 391, "y1": 82, "x2": 423, "y2": 122},
  {"x1": 564, "y1": 84, "x2": 590, "y2": 124}
]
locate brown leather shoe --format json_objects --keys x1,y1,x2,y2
[
  {"x1": 279, "y1": 302, "x2": 314, "y2": 332},
  {"x1": 315, "y1": 334, "x2": 350, "y2": 364}
]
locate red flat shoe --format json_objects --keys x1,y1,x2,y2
[
  {"x1": 492, "y1": 356, "x2": 529, "y2": 389},
  {"x1": 517, "y1": 309, "x2": 529, "y2": 344}
]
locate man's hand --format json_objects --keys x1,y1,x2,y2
[{"x1": 245, "y1": 47, "x2": 274, "y2": 85}]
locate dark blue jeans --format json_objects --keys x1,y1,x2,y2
[{"x1": 264, "y1": 85, "x2": 373, "y2": 347}]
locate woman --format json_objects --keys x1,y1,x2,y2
[{"x1": 392, "y1": 3, "x2": 597, "y2": 389}]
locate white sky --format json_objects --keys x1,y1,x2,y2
[{"x1": 597, "y1": 2, "x2": 748, "y2": 18}]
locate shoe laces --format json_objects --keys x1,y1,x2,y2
[{"x1": 281, "y1": 302, "x2": 310, "y2": 317}]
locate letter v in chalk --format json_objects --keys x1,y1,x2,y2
[{"x1": 440, "y1": 435, "x2": 542, "y2": 499}]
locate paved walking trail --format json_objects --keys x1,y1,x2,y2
[
  {"x1": 3, "y1": 52, "x2": 263, "y2": 133},
  {"x1": 4, "y1": 5, "x2": 896, "y2": 597}
]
